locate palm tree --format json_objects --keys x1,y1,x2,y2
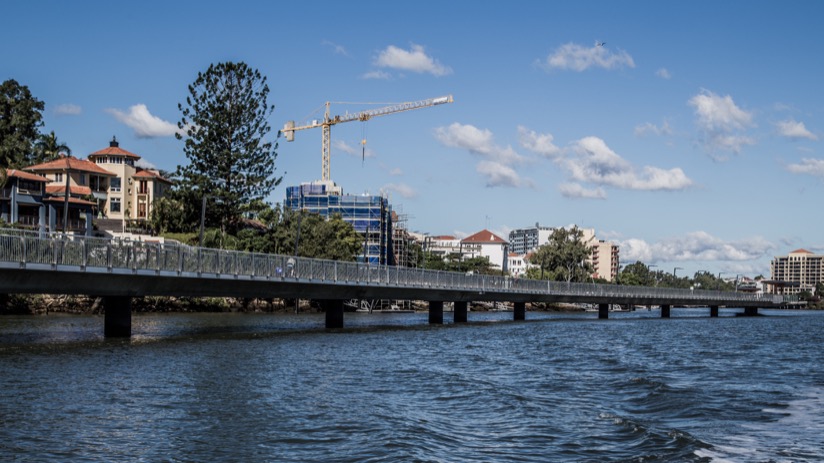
[{"x1": 33, "y1": 131, "x2": 71, "y2": 163}]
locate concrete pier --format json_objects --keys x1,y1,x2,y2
[
  {"x1": 324, "y1": 299, "x2": 344, "y2": 329},
  {"x1": 429, "y1": 301, "x2": 444, "y2": 325},
  {"x1": 744, "y1": 307, "x2": 759, "y2": 316},
  {"x1": 661, "y1": 304, "x2": 671, "y2": 318},
  {"x1": 710, "y1": 305, "x2": 719, "y2": 317},
  {"x1": 103, "y1": 296, "x2": 132, "y2": 338},
  {"x1": 599, "y1": 303, "x2": 609, "y2": 319},
  {"x1": 514, "y1": 302, "x2": 525, "y2": 321},
  {"x1": 454, "y1": 301, "x2": 468, "y2": 323}
]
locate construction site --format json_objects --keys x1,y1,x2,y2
[{"x1": 281, "y1": 95, "x2": 453, "y2": 267}]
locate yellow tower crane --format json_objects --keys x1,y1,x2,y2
[{"x1": 281, "y1": 95, "x2": 453, "y2": 182}]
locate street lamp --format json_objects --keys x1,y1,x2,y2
[{"x1": 673, "y1": 266, "x2": 683, "y2": 277}]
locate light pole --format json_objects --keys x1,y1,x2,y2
[
  {"x1": 199, "y1": 195, "x2": 207, "y2": 248},
  {"x1": 673, "y1": 267, "x2": 683, "y2": 277}
]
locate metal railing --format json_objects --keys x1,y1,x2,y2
[{"x1": 0, "y1": 229, "x2": 783, "y2": 305}]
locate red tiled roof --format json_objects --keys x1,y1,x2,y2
[
  {"x1": 25, "y1": 156, "x2": 116, "y2": 176},
  {"x1": 461, "y1": 229, "x2": 507, "y2": 244},
  {"x1": 89, "y1": 145, "x2": 141, "y2": 159},
  {"x1": 45, "y1": 185, "x2": 93, "y2": 196},
  {"x1": 790, "y1": 248, "x2": 813, "y2": 254},
  {"x1": 42, "y1": 196, "x2": 97, "y2": 206},
  {"x1": 432, "y1": 235, "x2": 457, "y2": 240},
  {"x1": 133, "y1": 169, "x2": 173, "y2": 183},
  {"x1": 6, "y1": 169, "x2": 49, "y2": 182}
]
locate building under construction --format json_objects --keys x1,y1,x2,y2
[{"x1": 285, "y1": 180, "x2": 395, "y2": 265}]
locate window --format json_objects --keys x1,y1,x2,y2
[
  {"x1": 54, "y1": 173, "x2": 63, "y2": 183},
  {"x1": 110, "y1": 197, "x2": 121, "y2": 213},
  {"x1": 138, "y1": 180, "x2": 148, "y2": 195},
  {"x1": 111, "y1": 178, "x2": 121, "y2": 192},
  {"x1": 77, "y1": 174, "x2": 86, "y2": 186}
]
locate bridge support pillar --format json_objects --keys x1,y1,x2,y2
[
  {"x1": 514, "y1": 302, "x2": 525, "y2": 321},
  {"x1": 429, "y1": 301, "x2": 443, "y2": 325},
  {"x1": 710, "y1": 305, "x2": 719, "y2": 317},
  {"x1": 324, "y1": 299, "x2": 344, "y2": 329},
  {"x1": 454, "y1": 301, "x2": 468, "y2": 323},
  {"x1": 599, "y1": 303, "x2": 609, "y2": 319},
  {"x1": 104, "y1": 296, "x2": 132, "y2": 338},
  {"x1": 661, "y1": 304, "x2": 671, "y2": 318},
  {"x1": 743, "y1": 307, "x2": 759, "y2": 316}
]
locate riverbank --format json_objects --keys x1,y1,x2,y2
[{"x1": 0, "y1": 294, "x2": 594, "y2": 315}]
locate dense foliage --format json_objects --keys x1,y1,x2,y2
[
  {"x1": 526, "y1": 226, "x2": 593, "y2": 282},
  {"x1": 0, "y1": 79, "x2": 45, "y2": 171},
  {"x1": 174, "y1": 62, "x2": 282, "y2": 234}
]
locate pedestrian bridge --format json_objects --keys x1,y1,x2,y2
[{"x1": 0, "y1": 230, "x2": 784, "y2": 337}]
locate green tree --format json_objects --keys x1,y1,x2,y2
[
  {"x1": 175, "y1": 62, "x2": 282, "y2": 234},
  {"x1": 527, "y1": 226, "x2": 593, "y2": 282},
  {"x1": 0, "y1": 79, "x2": 45, "y2": 172},
  {"x1": 33, "y1": 131, "x2": 71, "y2": 163},
  {"x1": 617, "y1": 261, "x2": 654, "y2": 286}
]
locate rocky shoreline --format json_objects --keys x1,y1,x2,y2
[{"x1": 0, "y1": 294, "x2": 588, "y2": 315}]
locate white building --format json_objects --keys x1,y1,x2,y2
[{"x1": 461, "y1": 229, "x2": 509, "y2": 273}]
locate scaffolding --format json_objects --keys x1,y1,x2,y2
[{"x1": 285, "y1": 181, "x2": 394, "y2": 265}]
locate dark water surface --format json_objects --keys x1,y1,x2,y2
[{"x1": 1, "y1": 309, "x2": 822, "y2": 462}]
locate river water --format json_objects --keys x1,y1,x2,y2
[{"x1": 1, "y1": 308, "x2": 822, "y2": 462}]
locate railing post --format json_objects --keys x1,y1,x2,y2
[
  {"x1": 106, "y1": 243, "x2": 112, "y2": 272},
  {"x1": 177, "y1": 244, "x2": 183, "y2": 275},
  {"x1": 81, "y1": 238, "x2": 87, "y2": 271},
  {"x1": 20, "y1": 236, "x2": 26, "y2": 268}
]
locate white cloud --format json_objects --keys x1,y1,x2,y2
[
  {"x1": 389, "y1": 167, "x2": 403, "y2": 176},
  {"x1": 106, "y1": 104, "x2": 182, "y2": 138},
  {"x1": 634, "y1": 120, "x2": 673, "y2": 137},
  {"x1": 135, "y1": 158, "x2": 157, "y2": 170},
  {"x1": 434, "y1": 123, "x2": 525, "y2": 165},
  {"x1": 54, "y1": 104, "x2": 81, "y2": 116},
  {"x1": 541, "y1": 42, "x2": 635, "y2": 72},
  {"x1": 518, "y1": 126, "x2": 561, "y2": 158},
  {"x1": 689, "y1": 90, "x2": 753, "y2": 131},
  {"x1": 656, "y1": 68, "x2": 672, "y2": 79},
  {"x1": 361, "y1": 70, "x2": 391, "y2": 80},
  {"x1": 620, "y1": 231, "x2": 775, "y2": 263},
  {"x1": 333, "y1": 140, "x2": 375, "y2": 158},
  {"x1": 688, "y1": 89, "x2": 755, "y2": 154},
  {"x1": 776, "y1": 119, "x2": 818, "y2": 141},
  {"x1": 322, "y1": 40, "x2": 348, "y2": 56},
  {"x1": 563, "y1": 136, "x2": 693, "y2": 191},
  {"x1": 786, "y1": 158, "x2": 824, "y2": 178},
  {"x1": 559, "y1": 183, "x2": 607, "y2": 199},
  {"x1": 476, "y1": 160, "x2": 528, "y2": 188},
  {"x1": 381, "y1": 183, "x2": 417, "y2": 199},
  {"x1": 374, "y1": 44, "x2": 452, "y2": 76}
]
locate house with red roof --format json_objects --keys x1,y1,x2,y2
[
  {"x1": 0, "y1": 169, "x2": 50, "y2": 229},
  {"x1": 461, "y1": 229, "x2": 509, "y2": 273},
  {"x1": 12, "y1": 136, "x2": 172, "y2": 235},
  {"x1": 87, "y1": 137, "x2": 172, "y2": 225},
  {"x1": 24, "y1": 155, "x2": 114, "y2": 234}
]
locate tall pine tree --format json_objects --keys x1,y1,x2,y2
[{"x1": 175, "y1": 62, "x2": 282, "y2": 233}]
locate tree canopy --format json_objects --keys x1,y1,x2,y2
[
  {"x1": 174, "y1": 62, "x2": 282, "y2": 234},
  {"x1": 0, "y1": 79, "x2": 44, "y2": 170},
  {"x1": 526, "y1": 226, "x2": 593, "y2": 282},
  {"x1": 33, "y1": 131, "x2": 71, "y2": 164}
]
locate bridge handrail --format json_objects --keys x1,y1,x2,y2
[{"x1": 0, "y1": 230, "x2": 783, "y2": 304}]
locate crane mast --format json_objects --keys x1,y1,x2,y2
[{"x1": 282, "y1": 95, "x2": 453, "y2": 182}]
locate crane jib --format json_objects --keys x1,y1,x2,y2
[{"x1": 283, "y1": 94, "x2": 453, "y2": 181}]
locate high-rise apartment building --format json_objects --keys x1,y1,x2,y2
[{"x1": 769, "y1": 249, "x2": 824, "y2": 295}]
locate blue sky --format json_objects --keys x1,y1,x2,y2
[{"x1": 4, "y1": 0, "x2": 823, "y2": 278}]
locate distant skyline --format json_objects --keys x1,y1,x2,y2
[{"x1": 3, "y1": 0, "x2": 823, "y2": 278}]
